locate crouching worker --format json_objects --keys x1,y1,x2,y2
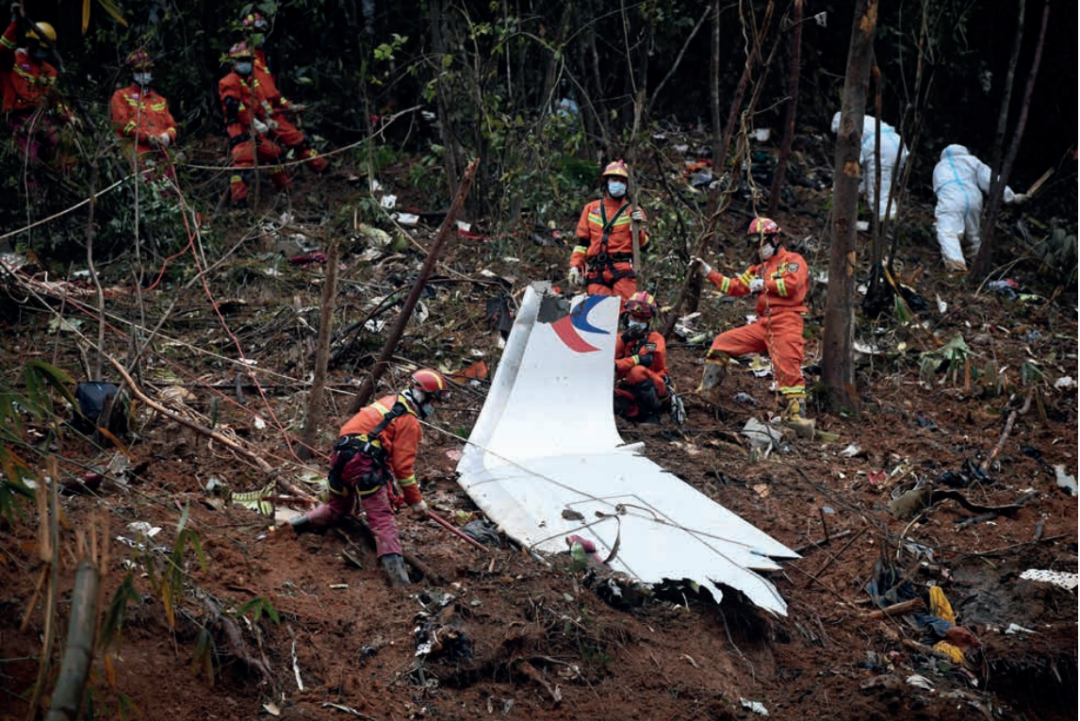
[
  {"x1": 291, "y1": 369, "x2": 451, "y2": 586},
  {"x1": 614, "y1": 292, "x2": 669, "y2": 422},
  {"x1": 691, "y1": 218, "x2": 814, "y2": 438}
]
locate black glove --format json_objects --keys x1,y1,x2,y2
[
  {"x1": 621, "y1": 332, "x2": 634, "y2": 345},
  {"x1": 637, "y1": 353, "x2": 654, "y2": 368}
]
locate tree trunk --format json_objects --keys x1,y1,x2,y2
[
  {"x1": 822, "y1": 0, "x2": 878, "y2": 413},
  {"x1": 298, "y1": 240, "x2": 339, "y2": 460},
  {"x1": 430, "y1": 0, "x2": 461, "y2": 198},
  {"x1": 768, "y1": 0, "x2": 803, "y2": 217},
  {"x1": 971, "y1": 0, "x2": 1047, "y2": 281}
]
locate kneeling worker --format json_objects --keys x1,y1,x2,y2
[
  {"x1": 614, "y1": 291, "x2": 669, "y2": 422},
  {"x1": 291, "y1": 369, "x2": 451, "y2": 586}
]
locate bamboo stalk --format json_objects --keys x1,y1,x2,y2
[{"x1": 45, "y1": 556, "x2": 101, "y2": 721}]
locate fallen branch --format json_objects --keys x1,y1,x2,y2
[
  {"x1": 517, "y1": 659, "x2": 562, "y2": 704},
  {"x1": 105, "y1": 354, "x2": 273, "y2": 474},
  {"x1": 865, "y1": 596, "x2": 926, "y2": 620},
  {"x1": 802, "y1": 526, "x2": 867, "y2": 588},
  {"x1": 792, "y1": 528, "x2": 852, "y2": 555},
  {"x1": 980, "y1": 391, "x2": 1033, "y2": 475}
]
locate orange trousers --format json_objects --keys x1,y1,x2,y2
[
  {"x1": 707, "y1": 311, "x2": 806, "y2": 396},
  {"x1": 586, "y1": 261, "x2": 637, "y2": 301},
  {"x1": 229, "y1": 137, "x2": 290, "y2": 203},
  {"x1": 269, "y1": 115, "x2": 328, "y2": 171}
]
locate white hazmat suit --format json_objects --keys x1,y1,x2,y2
[
  {"x1": 831, "y1": 112, "x2": 909, "y2": 221},
  {"x1": 932, "y1": 144, "x2": 1018, "y2": 272}
]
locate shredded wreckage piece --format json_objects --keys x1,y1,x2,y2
[
  {"x1": 1019, "y1": 569, "x2": 1078, "y2": 590},
  {"x1": 456, "y1": 284, "x2": 798, "y2": 615}
]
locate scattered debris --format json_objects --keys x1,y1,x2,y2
[
  {"x1": 1019, "y1": 569, "x2": 1078, "y2": 590},
  {"x1": 741, "y1": 417, "x2": 784, "y2": 452},
  {"x1": 906, "y1": 675, "x2": 935, "y2": 691},
  {"x1": 1053, "y1": 465, "x2": 1077, "y2": 496},
  {"x1": 740, "y1": 698, "x2": 769, "y2": 716},
  {"x1": 1005, "y1": 623, "x2": 1037, "y2": 635}
]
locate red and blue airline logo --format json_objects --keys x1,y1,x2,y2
[{"x1": 552, "y1": 295, "x2": 610, "y2": 353}]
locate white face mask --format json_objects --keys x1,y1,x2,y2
[
  {"x1": 133, "y1": 72, "x2": 152, "y2": 87},
  {"x1": 627, "y1": 319, "x2": 648, "y2": 338},
  {"x1": 759, "y1": 241, "x2": 776, "y2": 261},
  {"x1": 607, "y1": 180, "x2": 627, "y2": 198}
]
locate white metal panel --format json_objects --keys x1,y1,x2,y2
[{"x1": 457, "y1": 285, "x2": 798, "y2": 615}]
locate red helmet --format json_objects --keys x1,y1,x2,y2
[
  {"x1": 746, "y1": 217, "x2": 780, "y2": 241},
  {"x1": 125, "y1": 50, "x2": 153, "y2": 70},
  {"x1": 410, "y1": 368, "x2": 451, "y2": 402},
  {"x1": 227, "y1": 41, "x2": 255, "y2": 60},
  {"x1": 241, "y1": 12, "x2": 269, "y2": 30},
  {"x1": 601, "y1": 160, "x2": 629, "y2": 180},
  {"x1": 624, "y1": 291, "x2": 657, "y2": 320}
]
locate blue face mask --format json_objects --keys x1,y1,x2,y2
[
  {"x1": 234, "y1": 61, "x2": 253, "y2": 75},
  {"x1": 607, "y1": 181, "x2": 627, "y2": 198},
  {"x1": 133, "y1": 72, "x2": 152, "y2": 87}
]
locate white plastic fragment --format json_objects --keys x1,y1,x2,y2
[
  {"x1": 1005, "y1": 623, "x2": 1037, "y2": 635},
  {"x1": 1019, "y1": 569, "x2": 1078, "y2": 590},
  {"x1": 392, "y1": 212, "x2": 419, "y2": 225},
  {"x1": 1054, "y1": 376, "x2": 1076, "y2": 390},
  {"x1": 906, "y1": 675, "x2": 935, "y2": 690},
  {"x1": 1053, "y1": 465, "x2": 1077, "y2": 496},
  {"x1": 380, "y1": 194, "x2": 397, "y2": 209},
  {"x1": 740, "y1": 699, "x2": 769, "y2": 716}
]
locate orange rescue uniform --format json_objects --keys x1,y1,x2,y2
[
  {"x1": 1, "y1": 21, "x2": 72, "y2": 172},
  {"x1": 218, "y1": 69, "x2": 290, "y2": 203},
  {"x1": 614, "y1": 330, "x2": 668, "y2": 419},
  {"x1": 571, "y1": 196, "x2": 649, "y2": 301},
  {"x1": 704, "y1": 246, "x2": 809, "y2": 398},
  {"x1": 109, "y1": 83, "x2": 176, "y2": 159},
  {"x1": 338, "y1": 394, "x2": 424, "y2": 504},
  {"x1": 253, "y1": 49, "x2": 327, "y2": 172}
]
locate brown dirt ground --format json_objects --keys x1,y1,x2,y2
[{"x1": 1, "y1": 139, "x2": 1077, "y2": 721}]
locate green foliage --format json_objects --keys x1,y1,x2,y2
[
  {"x1": 919, "y1": 334, "x2": 972, "y2": 385},
  {"x1": 100, "y1": 572, "x2": 141, "y2": 653},
  {"x1": 143, "y1": 503, "x2": 208, "y2": 631},
  {"x1": 0, "y1": 360, "x2": 76, "y2": 525},
  {"x1": 234, "y1": 595, "x2": 281, "y2": 626}
]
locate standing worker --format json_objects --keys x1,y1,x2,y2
[
  {"x1": 614, "y1": 291, "x2": 671, "y2": 423},
  {"x1": 568, "y1": 160, "x2": 649, "y2": 300},
  {"x1": 831, "y1": 111, "x2": 908, "y2": 222},
  {"x1": 218, "y1": 41, "x2": 290, "y2": 209},
  {"x1": 109, "y1": 50, "x2": 177, "y2": 180},
  {"x1": 234, "y1": 12, "x2": 328, "y2": 173},
  {"x1": 692, "y1": 218, "x2": 814, "y2": 437},
  {"x1": 932, "y1": 144, "x2": 1026, "y2": 274},
  {"x1": 290, "y1": 369, "x2": 451, "y2": 587},
  {"x1": 1, "y1": 3, "x2": 78, "y2": 185}
]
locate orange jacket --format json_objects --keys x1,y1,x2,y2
[
  {"x1": 615, "y1": 329, "x2": 668, "y2": 379},
  {"x1": 253, "y1": 49, "x2": 292, "y2": 116},
  {"x1": 339, "y1": 394, "x2": 423, "y2": 501},
  {"x1": 0, "y1": 21, "x2": 66, "y2": 115},
  {"x1": 109, "y1": 84, "x2": 177, "y2": 149},
  {"x1": 218, "y1": 71, "x2": 270, "y2": 141},
  {"x1": 704, "y1": 246, "x2": 808, "y2": 316},
  {"x1": 571, "y1": 196, "x2": 649, "y2": 269}
]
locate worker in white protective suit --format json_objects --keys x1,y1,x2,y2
[
  {"x1": 932, "y1": 144, "x2": 1027, "y2": 273},
  {"x1": 831, "y1": 112, "x2": 909, "y2": 221}
]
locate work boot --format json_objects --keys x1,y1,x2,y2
[
  {"x1": 697, "y1": 357, "x2": 728, "y2": 405},
  {"x1": 380, "y1": 553, "x2": 411, "y2": 587},
  {"x1": 782, "y1": 395, "x2": 816, "y2": 439},
  {"x1": 633, "y1": 380, "x2": 663, "y2": 423},
  {"x1": 289, "y1": 513, "x2": 326, "y2": 535}
]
